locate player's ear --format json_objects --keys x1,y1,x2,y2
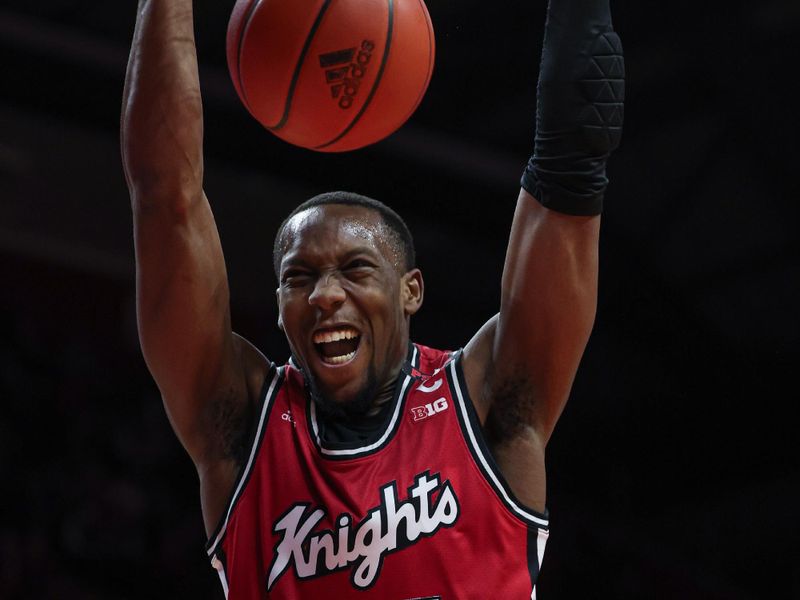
[{"x1": 401, "y1": 268, "x2": 424, "y2": 316}]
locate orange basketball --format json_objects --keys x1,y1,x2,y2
[{"x1": 226, "y1": 0, "x2": 435, "y2": 152}]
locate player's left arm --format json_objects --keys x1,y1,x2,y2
[{"x1": 462, "y1": 0, "x2": 624, "y2": 509}]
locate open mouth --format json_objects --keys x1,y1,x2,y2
[{"x1": 312, "y1": 327, "x2": 362, "y2": 365}]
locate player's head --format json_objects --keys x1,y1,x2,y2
[
  {"x1": 273, "y1": 192, "x2": 423, "y2": 418},
  {"x1": 273, "y1": 192, "x2": 415, "y2": 276}
]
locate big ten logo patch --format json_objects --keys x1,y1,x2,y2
[
  {"x1": 318, "y1": 41, "x2": 375, "y2": 109},
  {"x1": 409, "y1": 378, "x2": 449, "y2": 423}
]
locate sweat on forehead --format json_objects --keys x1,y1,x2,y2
[{"x1": 274, "y1": 205, "x2": 405, "y2": 274}]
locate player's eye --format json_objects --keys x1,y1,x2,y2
[
  {"x1": 281, "y1": 270, "x2": 312, "y2": 285},
  {"x1": 344, "y1": 259, "x2": 374, "y2": 270},
  {"x1": 343, "y1": 259, "x2": 375, "y2": 276}
]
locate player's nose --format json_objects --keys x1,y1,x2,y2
[{"x1": 308, "y1": 273, "x2": 346, "y2": 311}]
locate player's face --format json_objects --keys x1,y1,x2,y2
[{"x1": 276, "y1": 205, "x2": 423, "y2": 412}]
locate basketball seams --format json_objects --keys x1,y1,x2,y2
[
  {"x1": 234, "y1": 0, "x2": 265, "y2": 115},
  {"x1": 269, "y1": 0, "x2": 335, "y2": 130},
  {"x1": 313, "y1": 0, "x2": 395, "y2": 150},
  {"x1": 397, "y1": 0, "x2": 435, "y2": 132}
]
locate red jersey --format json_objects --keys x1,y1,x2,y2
[{"x1": 206, "y1": 344, "x2": 549, "y2": 599}]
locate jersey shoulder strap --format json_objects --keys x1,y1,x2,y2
[
  {"x1": 206, "y1": 362, "x2": 285, "y2": 555},
  {"x1": 445, "y1": 350, "x2": 550, "y2": 529}
]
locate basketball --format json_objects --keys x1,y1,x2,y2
[{"x1": 226, "y1": 0, "x2": 435, "y2": 152}]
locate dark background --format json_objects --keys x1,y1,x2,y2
[{"x1": 1, "y1": 0, "x2": 798, "y2": 598}]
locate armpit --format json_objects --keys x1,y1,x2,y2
[
  {"x1": 207, "y1": 389, "x2": 252, "y2": 466},
  {"x1": 484, "y1": 373, "x2": 536, "y2": 445}
]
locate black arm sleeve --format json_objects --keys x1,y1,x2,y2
[{"x1": 521, "y1": 0, "x2": 625, "y2": 216}]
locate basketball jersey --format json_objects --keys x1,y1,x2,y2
[{"x1": 206, "y1": 343, "x2": 549, "y2": 599}]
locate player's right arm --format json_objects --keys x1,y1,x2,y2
[{"x1": 121, "y1": 0, "x2": 268, "y2": 535}]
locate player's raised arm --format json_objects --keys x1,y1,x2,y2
[
  {"x1": 463, "y1": 0, "x2": 624, "y2": 506},
  {"x1": 121, "y1": 0, "x2": 267, "y2": 531}
]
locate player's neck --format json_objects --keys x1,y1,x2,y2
[
  {"x1": 362, "y1": 339, "x2": 412, "y2": 418},
  {"x1": 364, "y1": 376, "x2": 397, "y2": 418}
]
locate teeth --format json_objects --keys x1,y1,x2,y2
[
  {"x1": 321, "y1": 351, "x2": 356, "y2": 365},
  {"x1": 313, "y1": 328, "x2": 360, "y2": 344}
]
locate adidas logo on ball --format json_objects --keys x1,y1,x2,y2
[
  {"x1": 318, "y1": 40, "x2": 375, "y2": 109},
  {"x1": 228, "y1": 0, "x2": 434, "y2": 150}
]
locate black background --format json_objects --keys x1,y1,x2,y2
[{"x1": 1, "y1": 0, "x2": 798, "y2": 598}]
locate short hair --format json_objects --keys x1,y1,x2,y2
[{"x1": 272, "y1": 191, "x2": 416, "y2": 277}]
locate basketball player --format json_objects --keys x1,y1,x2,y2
[{"x1": 121, "y1": 0, "x2": 623, "y2": 597}]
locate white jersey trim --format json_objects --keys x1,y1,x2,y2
[
  {"x1": 212, "y1": 555, "x2": 229, "y2": 598},
  {"x1": 447, "y1": 356, "x2": 550, "y2": 528},
  {"x1": 534, "y1": 527, "x2": 549, "y2": 597},
  {"x1": 309, "y1": 373, "x2": 413, "y2": 457},
  {"x1": 207, "y1": 366, "x2": 284, "y2": 557}
]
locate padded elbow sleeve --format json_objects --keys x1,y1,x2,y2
[{"x1": 521, "y1": 0, "x2": 625, "y2": 216}]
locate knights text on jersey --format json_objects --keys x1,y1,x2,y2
[{"x1": 206, "y1": 344, "x2": 549, "y2": 599}]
